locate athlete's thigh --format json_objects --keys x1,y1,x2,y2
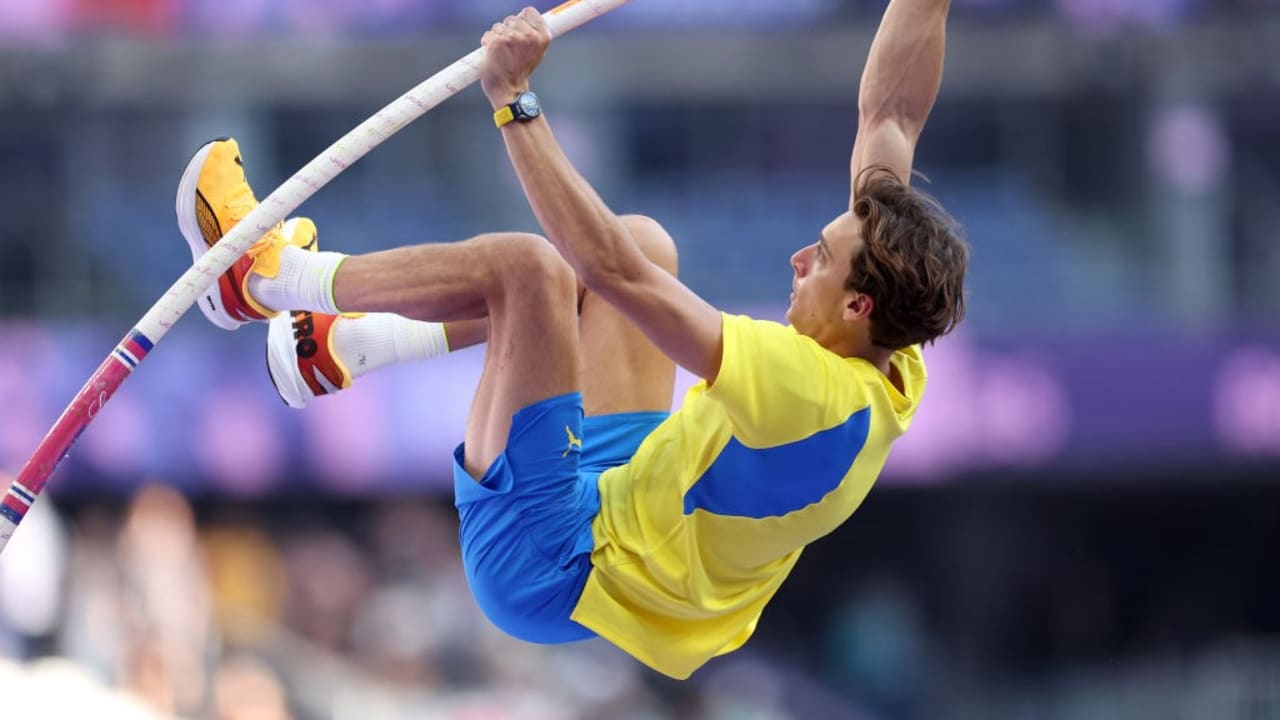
[
  {"x1": 578, "y1": 215, "x2": 678, "y2": 417},
  {"x1": 462, "y1": 233, "x2": 581, "y2": 479}
]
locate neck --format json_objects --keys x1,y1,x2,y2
[
  {"x1": 854, "y1": 345, "x2": 895, "y2": 375},
  {"x1": 825, "y1": 333, "x2": 895, "y2": 375},
  {"x1": 851, "y1": 341, "x2": 903, "y2": 395}
]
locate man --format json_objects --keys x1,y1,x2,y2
[{"x1": 180, "y1": 0, "x2": 966, "y2": 679}]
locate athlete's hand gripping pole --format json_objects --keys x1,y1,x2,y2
[{"x1": 0, "y1": 0, "x2": 629, "y2": 555}]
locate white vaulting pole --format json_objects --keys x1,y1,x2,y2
[{"x1": 0, "y1": 0, "x2": 630, "y2": 554}]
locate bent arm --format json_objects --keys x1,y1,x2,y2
[
  {"x1": 497, "y1": 115, "x2": 724, "y2": 382},
  {"x1": 850, "y1": 0, "x2": 951, "y2": 199}
]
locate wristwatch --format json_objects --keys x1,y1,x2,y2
[{"x1": 493, "y1": 90, "x2": 542, "y2": 128}]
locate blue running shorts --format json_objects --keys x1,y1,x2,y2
[{"x1": 453, "y1": 391, "x2": 668, "y2": 644}]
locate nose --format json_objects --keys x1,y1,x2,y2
[{"x1": 791, "y1": 244, "x2": 813, "y2": 278}]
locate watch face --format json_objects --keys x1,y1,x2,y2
[{"x1": 517, "y1": 92, "x2": 541, "y2": 117}]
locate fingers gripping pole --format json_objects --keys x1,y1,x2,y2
[{"x1": 0, "y1": 0, "x2": 629, "y2": 554}]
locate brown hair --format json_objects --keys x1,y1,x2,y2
[{"x1": 848, "y1": 166, "x2": 968, "y2": 350}]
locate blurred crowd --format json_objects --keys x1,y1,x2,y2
[
  {"x1": 0, "y1": 480, "x2": 1276, "y2": 720},
  {"x1": 0, "y1": 484, "x2": 836, "y2": 720}
]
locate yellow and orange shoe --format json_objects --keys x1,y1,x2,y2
[
  {"x1": 175, "y1": 137, "x2": 287, "y2": 330},
  {"x1": 266, "y1": 308, "x2": 356, "y2": 409}
]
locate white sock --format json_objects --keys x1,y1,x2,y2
[
  {"x1": 247, "y1": 245, "x2": 347, "y2": 315},
  {"x1": 331, "y1": 313, "x2": 450, "y2": 379}
]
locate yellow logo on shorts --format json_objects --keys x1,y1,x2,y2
[{"x1": 564, "y1": 425, "x2": 583, "y2": 457}]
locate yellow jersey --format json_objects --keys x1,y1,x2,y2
[{"x1": 570, "y1": 313, "x2": 927, "y2": 679}]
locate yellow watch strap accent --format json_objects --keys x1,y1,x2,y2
[{"x1": 493, "y1": 105, "x2": 516, "y2": 128}]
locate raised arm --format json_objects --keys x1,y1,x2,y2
[
  {"x1": 478, "y1": 8, "x2": 724, "y2": 382},
  {"x1": 850, "y1": 0, "x2": 950, "y2": 201}
]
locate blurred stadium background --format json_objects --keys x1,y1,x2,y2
[{"x1": 1, "y1": 0, "x2": 1279, "y2": 717}]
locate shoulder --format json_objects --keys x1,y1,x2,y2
[
  {"x1": 722, "y1": 314, "x2": 820, "y2": 354},
  {"x1": 715, "y1": 314, "x2": 871, "y2": 404},
  {"x1": 722, "y1": 313, "x2": 878, "y2": 376}
]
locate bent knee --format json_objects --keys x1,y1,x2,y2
[
  {"x1": 476, "y1": 232, "x2": 576, "y2": 297},
  {"x1": 620, "y1": 215, "x2": 678, "y2": 276}
]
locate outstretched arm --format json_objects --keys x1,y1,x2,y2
[
  {"x1": 850, "y1": 0, "x2": 951, "y2": 201},
  {"x1": 479, "y1": 8, "x2": 724, "y2": 382}
]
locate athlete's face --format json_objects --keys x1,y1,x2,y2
[{"x1": 786, "y1": 212, "x2": 871, "y2": 348}]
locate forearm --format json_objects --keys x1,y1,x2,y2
[
  {"x1": 496, "y1": 115, "x2": 646, "y2": 287},
  {"x1": 859, "y1": 0, "x2": 950, "y2": 135}
]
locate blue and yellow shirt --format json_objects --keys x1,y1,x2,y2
[{"x1": 570, "y1": 313, "x2": 927, "y2": 679}]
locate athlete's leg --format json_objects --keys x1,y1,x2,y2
[
  {"x1": 332, "y1": 233, "x2": 596, "y2": 645},
  {"x1": 329, "y1": 214, "x2": 676, "y2": 421},
  {"x1": 334, "y1": 232, "x2": 580, "y2": 478},
  {"x1": 577, "y1": 214, "x2": 679, "y2": 416},
  {"x1": 327, "y1": 215, "x2": 677, "y2": 419},
  {"x1": 359, "y1": 213, "x2": 677, "y2": 417},
  {"x1": 185, "y1": 164, "x2": 595, "y2": 641},
  {"x1": 442, "y1": 318, "x2": 488, "y2": 351}
]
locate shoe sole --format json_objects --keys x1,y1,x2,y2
[
  {"x1": 176, "y1": 138, "x2": 243, "y2": 332},
  {"x1": 266, "y1": 310, "x2": 310, "y2": 409}
]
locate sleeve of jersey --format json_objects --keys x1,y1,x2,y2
[{"x1": 706, "y1": 313, "x2": 869, "y2": 446}]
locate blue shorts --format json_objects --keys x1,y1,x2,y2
[{"x1": 453, "y1": 392, "x2": 667, "y2": 644}]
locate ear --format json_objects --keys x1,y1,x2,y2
[{"x1": 843, "y1": 291, "x2": 874, "y2": 323}]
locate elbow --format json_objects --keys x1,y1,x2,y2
[
  {"x1": 859, "y1": 98, "x2": 920, "y2": 135},
  {"x1": 576, "y1": 236, "x2": 645, "y2": 292},
  {"x1": 576, "y1": 215, "x2": 671, "y2": 292}
]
